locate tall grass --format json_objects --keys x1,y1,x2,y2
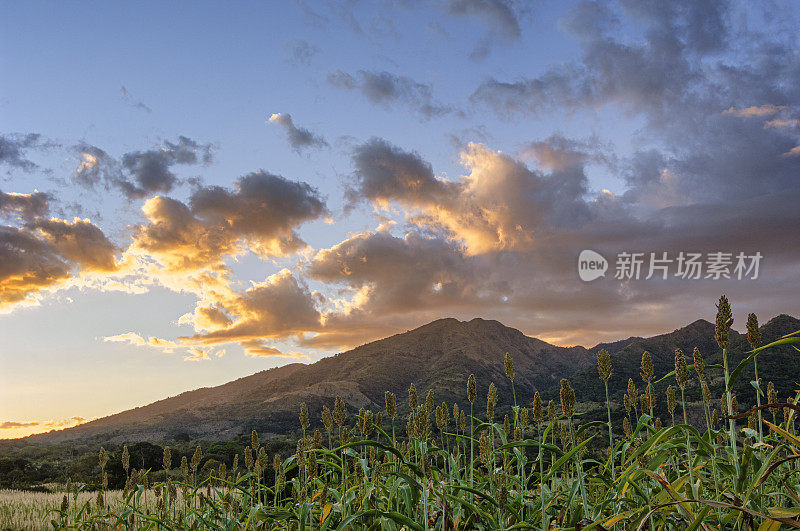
[{"x1": 13, "y1": 296, "x2": 800, "y2": 530}]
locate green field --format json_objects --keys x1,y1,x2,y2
[{"x1": 3, "y1": 297, "x2": 800, "y2": 530}]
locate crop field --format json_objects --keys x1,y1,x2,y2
[{"x1": 3, "y1": 297, "x2": 800, "y2": 530}]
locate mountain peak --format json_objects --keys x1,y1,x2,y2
[
  {"x1": 760, "y1": 314, "x2": 800, "y2": 338},
  {"x1": 18, "y1": 312, "x2": 797, "y2": 445}
]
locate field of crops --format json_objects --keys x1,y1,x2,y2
[{"x1": 3, "y1": 296, "x2": 800, "y2": 530}]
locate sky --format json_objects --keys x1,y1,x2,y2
[{"x1": 2, "y1": 0, "x2": 800, "y2": 439}]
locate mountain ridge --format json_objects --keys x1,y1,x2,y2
[{"x1": 12, "y1": 313, "x2": 800, "y2": 445}]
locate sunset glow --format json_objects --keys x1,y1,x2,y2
[{"x1": 2, "y1": 1, "x2": 799, "y2": 439}]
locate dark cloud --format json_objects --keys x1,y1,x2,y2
[
  {"x1": 309, "y1": 230, "x2": 489, "y2": 314},
  {"x1": 72, "y1": 143, "x2": 115, "y2": 189},
  {"x1": 190, "y1": 171, "x2": 327, "y2": 248},
  {"x1": 469, "y1": 0, "x2": 800, "y2": 206},
  {"x1": 284, "y1": 38, "x2": 320, "y2": 66},
  {"x1": 447, "y1": 0, "x2": 521, "y2": 38},
  {"x1": 268, "y1": 113, "x2": 328, "y2": 152},
  {"x1": 120, "y1": 85, "x2": 153, "y2": 113},
  {"x1": 327, "y1": 70, "x2": 456, "y2": 118},
  {"x1": 332, "y1": 117, "x2": 800, "y2": 346},
  {"x1": 73, "y1": 137, "x2": 213, "y2": 199},
  {"x1": 0, "y1": 190, "x2": 52, "y2": 220},
  {"x1": 348, "y1": 137, "x2": 461, "y2": 206},
  {"x1": 118, "y1": 137, "x2": 213, "y2": 199},
  {"x1": 0, "y1": 134, "x2": 52, "y2": 172},
  {"x1": 446, "y1": 0, "x2": 524, "y2": 60}
]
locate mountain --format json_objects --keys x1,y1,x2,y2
[
  {"x1": 587, "y1": 336, "x2": 643, "y2": 356},
  {"x1": 562, "y1": 319, "x2": 733, "y2": 405},
  {"x1": 559, "y1": 314, "x2": 800, "y2": 423},
  {"x1": 15, "y1": 314, "x2": 800, "y2": 446},
  {"x1": 23, "y1": 318, "x2": 595, "y2": 444}
]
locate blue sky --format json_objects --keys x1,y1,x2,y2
[{"x1": 2, "y1": 0, "x2": 800, "y2": 437}]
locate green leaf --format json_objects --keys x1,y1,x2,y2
[{"x1": 729, "y1": 335, "x2": 800, "y2": 391}]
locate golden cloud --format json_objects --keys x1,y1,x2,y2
[{"x1": 0, "y1": 215, "x2": 118, "y2": 310}]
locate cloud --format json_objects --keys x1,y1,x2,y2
[
  {"x1": 72, "y1": 143, "x2": 115, "y2": 189},
  {"x1": 723, "y1": 105, "x2": 787, "y2": 118},
  {"x1": 125, "y1": 170, "x2": 326, "y2": 286},
  {"x1": 119, "y1": 136, "x2": 213, "y2": 199},
  {"x1": 0, "y1": 416, "x2": 87, "y2": 436},
  {"x1": 31, "y1": 217, "x2": 117, "y2": 271},
  {"x1": 239, "y1": 341, "x2": 306, "y2": 359},
  {"x1": 104, "y1": 331, "x2": 229, "y2": 361},
  {"x1": 189, "y1": 170, "x2": 328, "y2": 256},
  {"x1": 104, "y1": 332, "x2": 182, "y2": 353},
  {"x1": 0, "y1": 226, "x2": 73, "y2": 307},
  {"x1": 71, "y1": 137, "x2": 213, "y2": 199},
  {"x1": 0, "y1": 133, "x2": 53, "y2": 172},
  {"x1": 447, "y1": 0, "x2": 521, "y2": 38},
  {"x1": 471, "y1": 0, "x2": 732, "y2": 118},
  {"x1": 178, "y1": 269, "x2": 323, "y2": 356},
  {"x1": 348, "y1": 137, "x2": 461, "y2": 207},
  {"x1": 0, "y1": 190, "x2": 52, "y2": 220},
  {"x1": 327, "y1": 70, "x2": 456, "y2": 118},
  {"x1": 121, "y1": 171, "x2": 327, "y2": 335},
  {"x1": 446, "y1": 0, "x2": 524, "y2": 60},
  {"x1": 0, "y1": 203, "x2": 117, "y2": 309},
  {"x1": 309, "y1": 230, "x2": 487, "y2": 315},
  {"x1": 782, "y1": 145, "x2": 800, "y2": 157},
  {"x1": 347, "y1": 137, "x2": 597, "y2": 254},
  {"x1": 5, "y1": 1, "x2": 800, "y2": 353},
  {"x1": 0, "y1": 421, "x2": 39, "y2": 429},
  {"x1": 268, "y1": 113, "x2": 328, "y2": 152},
  {"x1": 332, "y1": 121, "x2": 800, "y2": 347},
  {"x1": 284, "y1": 38, "x2": 320, "y2": 66},
  {"x1": 129, "y1": 196, "x2": 238, "y2": 274},
  {"x1": 120, "y1": 85, "x2": 153, "y2": 113}
]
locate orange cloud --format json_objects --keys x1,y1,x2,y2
[
  {"x1": 0, "y1": 416, "x2": 88, "y2": 439},
  {"x1": 782, "y1": 145, "x2": 800, "y2": 157},
  {"x1": 350, "y1": 139, "x2": 595, "y2": 254},
  {"x1": 723, "y1": 104, "x2": 787, "y2": 117},
  {"x1": 0, "y1": 215, "x2": 117, "y2": 310},
  {"x1": 103, "y1": 332, "x2": 182, "y2": 353},
  {"x1": 180, "y1": 269, "x2": 322, "y2": 346}
]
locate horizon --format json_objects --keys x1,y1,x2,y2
[
  {"x1": 3, "y1": 310, "x2": 796, "y2": 441},
  {"x1": 2, "y1": 1, "x2": 800, "y2": 439}
]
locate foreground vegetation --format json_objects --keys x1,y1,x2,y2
[{"x1": 4, "y1": 296, "x2": 800, "y2": 529}]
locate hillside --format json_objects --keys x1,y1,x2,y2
[
  {"x1": 12, "y1": 314, "x2": 800, "y2": 446},
  {"x1": 21, "y1": 318, "x2": 596, "y2": 444},
  {"x1": 559, "y1": 314, "x2": 800, "y2": 425}
]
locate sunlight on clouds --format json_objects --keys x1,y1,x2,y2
[
  {"x1": 723, "y1": 105, "x2": 787, "y2": 117},
  {"x1": 782, "y1": 145, "x2": 800, "y2": 157},
  {"x1": 76, "y1": 152, "x2": 98, "y2": 173},
  {"x1": 764, "y1": 118, "x2": 799, "y2": 129},
  {"x1": 103, "y1": 332, "x2": 181, "y2": 353},
  {"x1": 0, "y1": 215, "x2": 118, "y2": 310},
  {"x1": 0, "y1": 416, "x2": 88, "y2": 440},
  {"x1": 240, "y1": 340, "x2": 309, "y2": 359}
]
